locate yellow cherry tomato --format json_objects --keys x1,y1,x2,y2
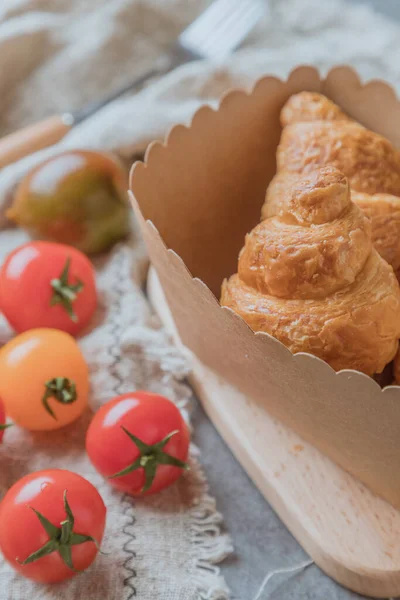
[{"x1": 0, "y1": 329, "x2": 89, "y2": 431}]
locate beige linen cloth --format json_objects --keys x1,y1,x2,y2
[{"x1": 0, "y1": 1, "x2": 400, "y2": 599}]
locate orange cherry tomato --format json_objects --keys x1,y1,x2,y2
[{"x1": 0, "y1": 329, "x2": 89, "y2": 431}]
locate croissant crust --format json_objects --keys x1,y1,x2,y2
[
  {"x1": 267, "y1": 91, "x2": 400, "y2": 272},
  {"x1": 222, "y1": 167, "x2": 400, "y2": 375}
]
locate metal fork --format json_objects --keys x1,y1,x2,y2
[{"x1": 0, "y1": 0, "x2": 265, "y2": 168}]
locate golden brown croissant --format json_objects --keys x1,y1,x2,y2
[
  {"x1": 263, "y1": 92, "x2": 400, "y2": 272},
  {"x1": 221, "y1": 167, "x2": 400, "y2": 375}
]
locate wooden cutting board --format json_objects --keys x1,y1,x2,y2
[{"x1": 148, "y1": 266, "x2": 400, "y2": 599}]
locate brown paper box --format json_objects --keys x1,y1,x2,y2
[{"x1": 130, "y1": 66, "x2": 400, "y2": 510}]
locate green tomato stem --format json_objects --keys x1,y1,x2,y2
[
  {"x1": 50, "y1": 257, "x2": 84, "y2": 322},
  {"x1": 0, "y1": 423, "x2": 12, "y2": 431},
  {"x1": 42, "y1": 377, "x2": 77, "y2": 420},
  {"x1": 109, "y1": 428, "x2": 190, "y2": 493},
  {"x1": 18, "y1": 491, "x2": 101, "y2": 571}
]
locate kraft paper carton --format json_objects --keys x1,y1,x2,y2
[{"x1": 130, "y1": 66, "x2": 400, "y2": 509}]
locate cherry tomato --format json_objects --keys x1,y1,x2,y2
[
  {"x1": 0, "y1": 469, "x2": 106, "y2": 583},
  {"x1": 0, "y1": 329, "x2": 89, "y2": 431},
  {"x1": 86, "y1": 392, "x2": 190, "y2": 496},
  {"x1": 0, "y1": 241, "x2": 97, "y2": 336}
]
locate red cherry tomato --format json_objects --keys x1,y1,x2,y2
[
  {"x1": 86, "y1": 392, "x2": 190, "y2": 496},
  {"x1": 0, "y1": 469, "x2": 106, "y2": 583},
  {"x1": 0, "y1": 241, "x2": 97, "y2": 336}
]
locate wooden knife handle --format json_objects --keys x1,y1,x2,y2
[{"x1": 0, "y1": 115, "x2": 73, "y2": 169}]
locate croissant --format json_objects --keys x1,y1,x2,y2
[
  {"x1": 262, "y1": 92, "x2": 400, "y2": 274},
  {"x1": 221, "y1": 167, "x2": 400, "y2": 375}
]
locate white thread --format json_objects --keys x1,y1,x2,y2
[{"x1": 253, "y1": 559, "x2": 314, "y2": 600}]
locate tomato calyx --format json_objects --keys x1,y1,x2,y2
[
  {"x1": 18, "y1": 490, "x2": 101, "y2": 571},
  {"x1": 110, "y1": 427, "x2": 190, "y2": 493},
  {"x1": 42, "y1": 377, "x2": 77, "y2": 420},
  {"x1": 50, "y1": 257, "x2": 84, "y2": 322}
]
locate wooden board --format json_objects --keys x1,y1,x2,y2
[{"x1": 148, "y1": 266, "x2": 400, "y2": 599}]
